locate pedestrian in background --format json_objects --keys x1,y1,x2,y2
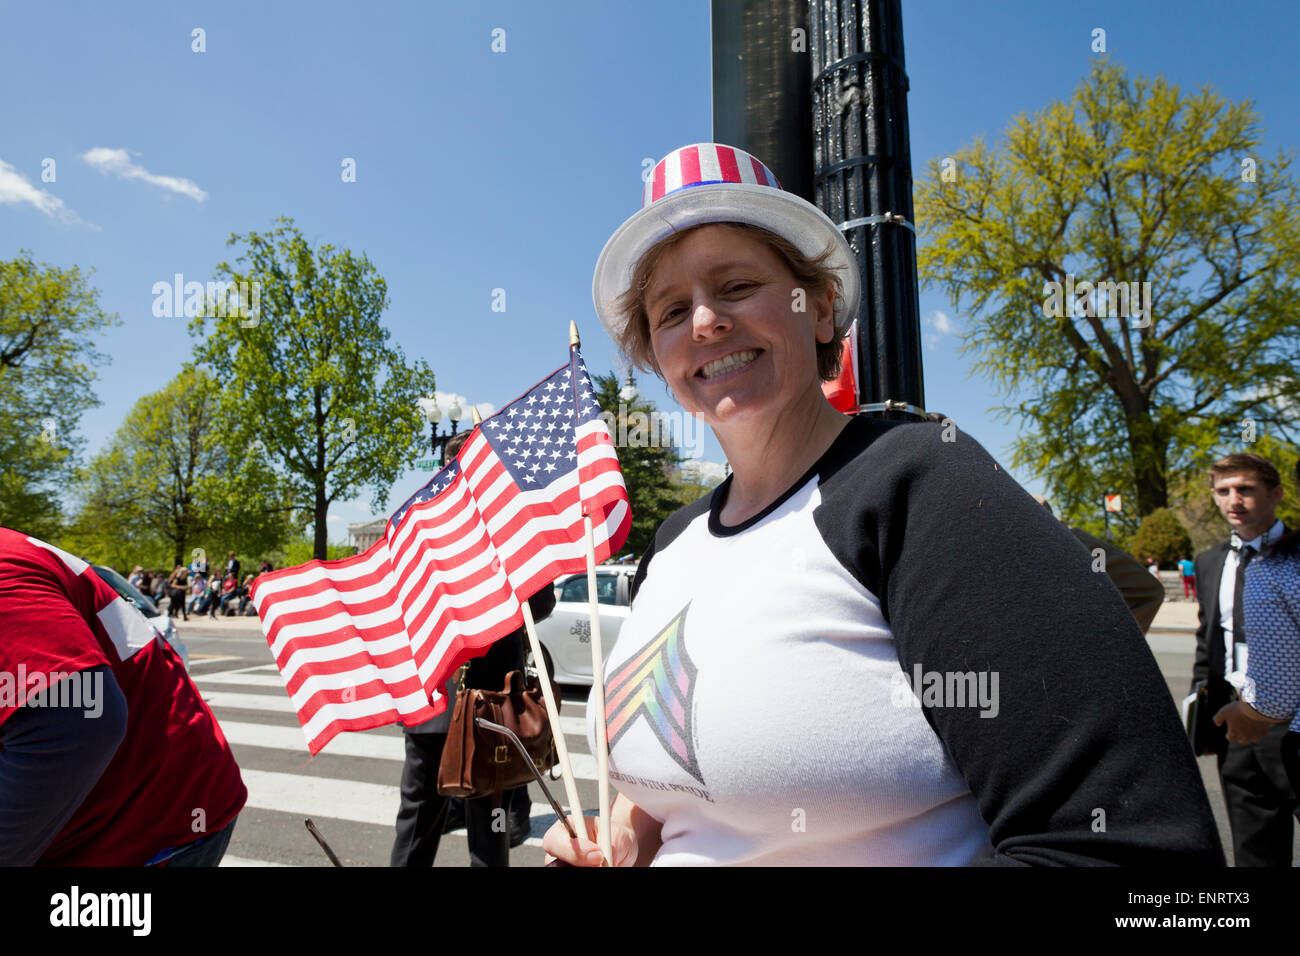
[
  {"x1": 1213, "y1": 457, "x2": 1300, "y2": 854},
  {"x1": 167, "y1": 564, "x2": 189, "y2": 620},
  {"x1": 1192, "y1": 452, "x2": 1295, "y2": 866},
  {"x1": 236, "y1": 573, "x2": 257, "y2": 615},
  {"x1": 1178, "y1": 555, "x2": 1197, "y2": 600},
  {"x1": 186, "y1": 574, "x2": 206, "y2": 615}
]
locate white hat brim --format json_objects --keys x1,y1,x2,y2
[{"x1": 592, "y1": 182, "x2": 861, "y2": 341}]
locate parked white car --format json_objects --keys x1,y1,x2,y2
[
  {"x1": 92, "y1": 565, "x2": 191, "y2": 671},
  {"x1": 534, "y1": 565, "x2": 638, "y2": 686}
]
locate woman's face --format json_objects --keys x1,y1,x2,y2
[{"x1": 642, "y1": 224, "x2": 835, "y2": 428}]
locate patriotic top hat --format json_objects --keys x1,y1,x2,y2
[{"x1": 593, "y1": 143, "x2": 860, "y2": 340}]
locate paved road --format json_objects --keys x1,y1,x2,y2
[
  {"x1": 178, "y1": 624, "x2": 592, "y2": 867},
  {"x1": 178, "y1": 617, "x2": 1294, "y2": 866}
]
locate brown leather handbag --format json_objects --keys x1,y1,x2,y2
[{"x1": 437, "y1": 666, "x2": 559, "y2": 800}]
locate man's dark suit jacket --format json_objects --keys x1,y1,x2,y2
[
  {"x1": 1191, "y1": 542, "x2": 1233, "y2": 756},
  {"x1": 1191, "y1": 528, "x2": 1290, "y2": 755}
]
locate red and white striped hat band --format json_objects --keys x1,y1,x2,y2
[
  {"x1": 643, "y1": 144, "x2": 781, "y2": 207},
  {"x1": 593, "y1": 142, "x2": 861, "y2": 340}
]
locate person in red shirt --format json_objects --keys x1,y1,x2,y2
[{"x1": 0, "y1": 527, "x2": 247, "y2": 866}]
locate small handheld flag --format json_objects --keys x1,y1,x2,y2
[{"x1": 252, "y1": 346, "x2": 630, "y2": 754}]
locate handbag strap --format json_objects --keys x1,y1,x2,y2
[{"x1": 490, "y1": 699, "x2": 507, "y2": 810}]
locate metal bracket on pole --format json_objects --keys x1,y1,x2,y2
[
  {"x1": 858, "y1": 399, "x2": 927, "y2": 418},
  {"x1": 838, "y1": 212, "x2": 915, "y2": 234}
]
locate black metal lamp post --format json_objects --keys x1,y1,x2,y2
[
  {"x1": 711, "y1": 0, "x2": 926, "y2": 422},
  {"x1": 421, "y1": 397, "x2": 465, "y2": 467},
  {"x1": 810, "y1": 0, "x2": 925, "y2": 420}
]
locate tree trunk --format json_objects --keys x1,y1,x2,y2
[{"x1": 1126, "y1": 416, "x2": 1169, "y2": 517}]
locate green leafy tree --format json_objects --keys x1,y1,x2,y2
[
  {"x1": 593, "y1": 372, "x2": 684, "y2": 558},
  {"x1": 189, "y1": 218, "x2": 434, "y2": 560},
  {"x1": 1130, "y1": 508, "x2": 1193, "y2": 566},
  {"x1": 62, "y1": 368, "x2": 295, "y2": 568},
  {"x1": 0, "y1": 251, "x2": 119, "y2": 537},
  {"x1": 671, "y1": 459, "x2": 727, "y2": 509},
  {"x1": 264, "y1": 534, "x2": 356, "y2": 568},
  {"x1": 915, "y1": 61, "x2": 1300, "y2": 536}
]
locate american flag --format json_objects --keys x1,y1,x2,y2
[{"x1": 251, "y1": 348, "x2": 631, "y2": 754}]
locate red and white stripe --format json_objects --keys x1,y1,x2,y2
[
  {"x1": 644, "y1": 143, "x2": 781, "y2": 206},
  {"x1": 252, "y1": 542, "x2": 438, "y2": 753},
  {"x1": 251, "y1": 363, "x2": 630, "y2": 755}
]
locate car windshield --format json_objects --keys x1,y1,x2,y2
[
  {"x1": 93, "y1": 565, "x2": 160, "y2": 616},
  {"x1": 559, "y1": 573, "x2": 621, "y2": 606}
]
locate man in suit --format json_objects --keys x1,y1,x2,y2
[{"x1": 1191, "y1": 452, "x2": 1297, "y2": 866}]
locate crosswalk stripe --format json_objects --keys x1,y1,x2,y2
[
  {"x1": 220, "y1": 855, "x2": 289, "y2": 867},
  {"x1": 203, "y1": 691, "x2": 295, "y2": 713},
  {"x1": 204, "y1": 692, "x2": 590, "y2": 737},
  {"x1": 238, "y1": 768, "x2": 576, "y2": 848},
  {"x1": 221, "y1": 720, "x2": 402, "y2": 759},
  {"x1": 241, "y1": 768, "x2": 399, "y2": 826},
  {"x1": 195, "y1": 672, "x2": 289, "y2": 688},
  {"x1": 219, "y1": 720, "x2": 598, "y2": 779}
]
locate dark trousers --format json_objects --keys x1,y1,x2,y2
[
  {"x1": 1284, "y1": 732, "x2": 1300, "y2": 799},
  {"x1": 391, "y1": 733, "x2": 509, "y2": 867},
  {"x1": 1218, "y1": 721, "x2": 1300, "y2": 866},
  {"x1": 167, "y1": 587, "x2": 188, "y2": 619}
]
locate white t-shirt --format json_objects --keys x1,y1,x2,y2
[{"x1": 587, "y1": 417, "x2": 1221, "y2": 866}]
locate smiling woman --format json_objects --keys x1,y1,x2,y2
[
  {"x1": 541, "y1": 143, "x2": 1226, "y2": 867},
  {"x1": 614, "y1": 221, "x2": 844, "y2": 385}
]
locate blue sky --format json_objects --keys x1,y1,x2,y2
[{"x1": 3, "y1": 0, "x2": 1296, "y2": 538}]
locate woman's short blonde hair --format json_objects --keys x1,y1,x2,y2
[{"x1": 612, "y1": 222, "x2": 846, "y2": 382}]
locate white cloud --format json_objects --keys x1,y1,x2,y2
[
  {"x1": 922, "y1": 310, "x2": 957, "y2": 349},
  {"x1": 415, "y1": 391, "x2": 496, "y2": 426},
  {"x1": 80, "y1": 147, "x2": 208, "y2": 202},
  {"x1": 0, "y1": 159, "x2": 97, "y2": 227}
]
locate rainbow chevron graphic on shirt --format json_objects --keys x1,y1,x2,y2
[{"x1": 603, "y1": 604, "x2": 703, "y2": 785}]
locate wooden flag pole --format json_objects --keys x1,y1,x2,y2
[
  {"x1": 520, "y1": 598, "x2": 586, "y2": 833},
  {"x1": 475, "y1": 405, "x2": 588, "y2": 842},
  {"x1": 582, "y1": 514, "x2": 613, "y2": 866},
  {"x1": 570, "y1": 320, "x2": 613, "y2": 866}
]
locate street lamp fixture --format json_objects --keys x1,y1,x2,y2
[{"x1": 421, "y1": 396, "x2": 466, "y2": 466}]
